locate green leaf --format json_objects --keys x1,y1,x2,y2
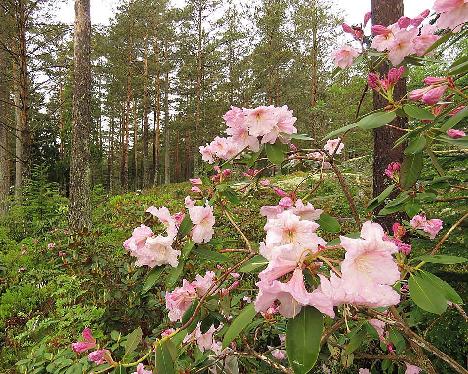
[
  {"x1": 448, "y1": 58, "x2": 468, "y2": 75},
  {"x1": 400, "y1": 153, "x2": 423, "y2": 190},
  {"x1": 388, "y1": 328, "x2": 406, "y2": 353},
  {"x1": 291, "y1": 133, "x2": 314, "y2": 140},
  {"x1": 221, "y1": 186, "x2": 240, "y2": 205},
  {"x1": 181, "y1": 240, "x2": 195, "y2": 259},
  {"x1": 345, "y1": 327, "x2": 365, "y2": 354},
  {"x1": 414, "y1": 255, "x2": 467, "y2": 264},
  {"x1": 357, "y1": 111, "x2": 396, "y2": 130},
  {"x1": 112, "y1": 366, "x2": 126, "y2": 374},
  {"x1": 222, "y1": 303, "x2": 257, "y2": 349},
  {"x1": 178, "y1": 214, "x2": 193, "y2": 238},
  {"x1": 404, "y1": 199, "x2": 421, "y2": 217},
  {"x1": 265, "y1": 142, "x2": 286, "y2": 165},
  {"x1": 438, "y1": 135, "x2": 468, "y2": 148},
  {"x1": 317, "y1": 213, "x2": 341, "y2": 233},
  {"x1": 192, "y1": 246, "x2": 229, "y2": 262},
  {"x1": 384, "y1": 191, "x2": 409, "y2": 208},
  {"x1": 165, "y1": 260, "x2": 185, "y2": 289},
  {"x1": 286, "y1": 306, "x2": 323, "y2": 374},
  {"x1": 239, "y1": 255, "x2": 268, "y2": 273},
  {"x1": 440, "y1": 106, "x2": 468, "y2": 131},
  {"x1": 322, "y1": 122, "x2": 359, "y2": 141},
  {"x1": 124, "y1": 327, "x2": 143, "y2": 357},
  {"x1": 421, "y1": 271, "x2": 462, "y2": 305},
  {"x1": 156, "y1": 340, "x2": 175, "y2": 374},
  {"x1": 367, "y1": 184, "x2": 395, "y2": 210},
  {"x1": 403, "y1": 104, "x2": 435, "y2": 121},
  {"x1": 404, "y1": 136, "x2": 427, "y2": 155},
  {"x1": 182, "y1": 300, "x2": 199, "y2": 325},
  {"x1": 142, "y1": 267, "x2": 164, "y2": 293},
  {"x1": 409, "y1": 272, "x2": 448, "y2": 314}
]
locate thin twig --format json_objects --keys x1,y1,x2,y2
[{"x1": 431, "y1": 211, "x2": 468, "y2": 255}]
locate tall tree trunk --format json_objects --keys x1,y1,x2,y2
[
  {"x1": 121, "y1": 35, "x2": 133, "y2": 192},
  {"x1": 12, "y1": 62, "x2": 23, "y2": 197},
  {"x1": 108, "y1": 117, "x2": 115, "y2": 193},
  {"x1": 69, "y1": 0, "x2": 92, "y2": 231},
  {"x1": 193, "y1": 1, "x2": 203, "y2": 175},
  {"x1": 133, "y1": 99, "x2": 138, "y2": 190},
  {"x1": 142, "y1": 33, "x2": 150, "y2": 188},
  {"x1": 59, "y1": 81, "x2": 65, "y2": 160},
  {"x1": 152, "y1": 39, "x2": 161, "y2": 185},
  {"x1": 163, "y1": 42, "x2": 170, "y2": 185},
  {"x1": 371, "y1": 0, "x2": 407, "y2": 230},
  {"x1": 0, "y1": 49, "x2": 10, "y2": 213},
  {"x1": 310, "y1": 0, "x2": 318, "y2": 107}
]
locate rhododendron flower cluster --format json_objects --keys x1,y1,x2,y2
[
  {"x1": 331, "y1": 44, "x2": 360, "y2": 68},
  {"x1": 183, "y1": 322, "x2": 223, "y2": 353},
  {"x1": 71, "y1": 327, "x2": 96, "y2": 353},
  {"x1": 323, "y1": 137, "x2": 344, "y2": 155},
  {"x1": 433, "y1": 0, "x2": 468, "y2": 31},
  {"x1": 165, "y1": 271, "x2": 215, "y2": 321},
  {"x1": 385, "y1": 161, "x2": 401, "y2": 179},
  {"x1": 410, "y1": 214, "x2": 443, "y2": 239},
  {"x1": 368, "y1": 67, "x2": 405, "y2": 100},
  {"x1": 447, "y1": 128, "x2": 466, "y2": 138},
  {"x1": 199, "y1": 105, "x2": 297, "y2": 163},
  {"x1": 409, "y1": 76, "x2": 452, "y2": 105}
]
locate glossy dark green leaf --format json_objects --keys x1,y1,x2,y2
[
  {"x1": 403, "y1": 104, "x2": 434, "y2": 121},
  {"x1": 265, "y1": 142, "x2": 286, "y2": 165},
  {"x1": 165, "y1": 260, "x2": 185, "y2": 288},
  {"x1": 404, "y1": 136, "x2": 426, "y2": 155},
  {"x1": 239, "y1": 255, "x2": 268, "y2": 273},
  {"x1": 357, "y1": 111, "x2": 396, "y2": 130},
  {"x1": 142, "y1": 267, "x2": 164, "y2": 293},
  {"x1": 409, "y1": 272, "x2": 447, "y2": 314},
  {"x1": 322, "y1": 122, "x2": 359, "y2": 141},
  {"x1": 178, "y1": 214, "x2": 193, "y2": 238},
  {"x1": 420, "y1": 271, "x2": 462, "y2": 304},
  {"x1": 192, "y1": 246, "x2": 229, "y2": 262},
  {"x1": 124, "y1": 327, "x2": 143, "y2": 356},
  {"x1": 440, "y1": 106, "x2": 468, "y2": 131},
  {"x1": 222, "y1": 303, "x2": 257, "y2": 348},
  {"x1": 286, "y1": 306, "x2": 323, "y2": 374},
  {"x1": 156, "y1": 339, "x2": 175, "y2": 374},
  {"x1": 317, "y1": 213, "x2": 341, "y2": 233},
  {"x1": 367, "y1": 184, "x2": 395, "y2": 210},
  {"x1": 400, "y1": 153, "x2": 423, "y2": 190}
]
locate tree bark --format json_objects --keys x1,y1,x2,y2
[
  {"x1": 133, "y1": 98, "x2": 138, "y2": 190},
  {"x1": 371, "y1": 0, "x2": 407, "y2": 230},
  {"x1": 163, "y1": 41, "x2": 170, "y2": 185},
  {"x1": 153, "y1": 39, "x2": 161, "y2": 186},
  {"x1": 142, "y1": 32, "x2": 150, "y2": 188},
  {"x1": 108, "y1": 116, "x2": 115, "y2": 193},
  {"x1": 0, "y1": 47, "x2": 10, "y2": 213},
  {"x1": 69, "y1": 0, "x2": 92, "y2": 231},
  {"x1": 121, "y1": 33, "x2": 133, "y2": 192}
]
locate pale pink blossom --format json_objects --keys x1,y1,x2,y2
[
  {"x1": 123, "y1": 225, "x2": 153, "y2": 252},
  {"x1": 190, "y1": 178, "x2": 202, "y2": 185},
  {"x1": 405, "y1": 362, "x2": 422, "y2": 374},
  {"x1": 270, "y1": 348, "x2": 286, "y2": 360},
  {"x1": 324, "y1": 138, "x2": 344, "y2": 155},
  {"x1": 261, "y1": 105, "x2": 297, "y2": 144},
  {"x1": 291, "y1": 199, "x2": 323, "y2": 221},
  {"x1": 188, "y1": 204, "x2": 215, "y2": 244},
  {"x1": 259, "y1": 243, "x2": 309, "y2": 283},
  {"x1": 199, "y1": 144, "x2": 215, "y2": 164},
  {"x1": 255, "y1": 269, "x2": 312, "y2": 318},
  {"x1": 331, "y1": 45, "x2": 360, "y2": 68},
  {"x1": 183, "y1": 322, "x2": 223, "y2": 352},
  {"x1": 410, "y1": 214, "x2": 443, "y2": 239},
  {"x1": 191, "y1": 186, "x2": 202, "y2": 193},
  {"x1": 260, "y1": 204, "x2": 285, "y2": 220},
  {"x1": 88, "y1": 350, "x2": 111, "y2": 365},
  {"x1": 161, "y1": 328, "x2": 176, "y2": 337},
  {"x1": 413, "y1": 25, "x2": 439, "y2": 56},
  {"x1": 244, "y1": 106, "x2": 278, "y2": 137},
  {"x1": 185, "y1": 196, "x2": 195, "y2": 208},
  {"x1": 72, "y1": 328, "x2": 96, "y2": 353},
  {"x1": 447, "y1": 129, "x2": 465, "y2": 138},
  {"x1": 371, "y1": 25, "x2": 396, "y2": 51},
  {"x1": 146, "y1": 206, "x2": 178, "y2": 238},
  {"x1": 387, "y1": 28, "x2": 418, "y2": 66},
  {"x1": 260, "y1": 179, "x2": 270, "y2": 186},
  {"x1": 165, "y1": 280, "x2": 197, "y2": 321},
  {"x1": 340, "y1": 221, "x2": 400, "y2": 290},
  {"x1": 364, "y1": 12, "x2": 372, "y2": 27},
  {"x1": 133, "y1": 235, "x2": 180, "y2": 268},
  {"x1": 434, "y1": 0, "x2": 468, "y2": 32},
  {"x1": 264, "y1": 210, "x2": 321, "y2": 248},
  {"x1": 278, "y1": 197, "x2": 294, "y2": 208},
  {"x1": 223, "y1": 106, "x2": 245, "y2": 128},
  {"x1": 132, "y1": 363, "x2": 152, "y2": 374},
  {"x1": 193, "y1": 271, "x2": 215, "y2": 296},
  {"x1": 369, "y1": 319, "x2": 386, "y2": 340},
  {"x1": 359, "y1": 369, "x2": 371, "y2": 374}
]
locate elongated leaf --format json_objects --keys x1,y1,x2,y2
[
  {"x1": 367, "y1": 184, "x2": 395, "y2": 210},
  {"x1": 286, "y1": 306, "x2": 323, "y2": 374},
  {"x1": 192, "y1": 246, "x2": 229, "y2": 262},
  {"x1": 265, "y1": 143, "x2": 286, "y2": 165},
  {"x1": 440, "y1": 106, "x2": 468, "y2": 131},
  {"x1": 449, "y1": 59, "x2": 468, "y2": 75},
  {"x1": 124, "y1": 327, "x2": 143, "y2": 356},
  {"x1": 239, "y1": 255, "x2": 268, "y2": 273},
  {"x1": 291, "y1": 133, "x2": 314, "y2": 140},
  {"x1": 142, "y1": 267, "x2": 164, "y2": 293},
  {"x1": 414, "y1": 255, "x2": 467, "y2": 264},
  {"x1": 357, "y1": 111, "x2": 396, "y2": 130},
  {"x1": 156, "y1": 340, "x2": 175, "y2": 374},
  {"x1": 385, "y1": 191, "x2": 409, "y2": 208},
  {"x1": 345, "y1": 327, "x2": 365, "y2": 354},
  {"x1": 322, "y1": 122, "x2": 359, "y2": 141},
  {"x1": 404, "y1": 136, "x2": 427, "y2": 155},
  {"x1": 165, "y1": 260, "x2": 185, "y2": 288},
  {"x1": 409, "y1": 272, "x2": 447, "y2": 314},
  {"x1": 178, "y1": 214, "x2": 193, "y2": 238},
  {"x1": 317, "y1": 213, "x2": 341, "y2": 233},
  {"x1": 403, "y1": 105, "x2": 434, "y2": 121},
  {"x1": 400, "y1": 153, "x2": 423, "y2": 190},
  {"x1": 438, "y1": 135, "x2": 468, "y2": 148},
  {"x1": 222, "y1": 303, "x2": 257, "y2": 348},
  {"x1": 420, "y1": 271, "x2": 462, "y2": 304}
]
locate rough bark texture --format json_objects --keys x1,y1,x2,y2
[
  {"x1": 69, "y1": 0, "x2": 92, "y2": 231},
  {"x1": 108, "y1": 117, "x2": 115, "y2": 193},
  {"x1": 163, "y1": 42, "x2": 170, "y2": 185},
  {"x1": 371, "y1": 0, "x2": 407, "y2": 230},
  {"x1": 121, "y1": 32, "x2": 133, "y2": 192},
  {"x1": 0, "y1": 48, "x2": 10, "y2": 213},
  {"x1": 142, "y1": 33, "x2": 150, "y2": 188},
  {"x1": 152, "y1": 39, "x2": 161, "y2": 186}
]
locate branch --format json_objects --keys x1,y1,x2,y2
[
  {"x1": 330, "y1": 163, "x2": 361, "y2": 225},
  {"x1": 430, "y1": 211, "x2": 468, "y2": 255}
]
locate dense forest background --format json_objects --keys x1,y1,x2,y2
[{"x1": 0, "y1": 0, "x2": 379, "y2": 200}]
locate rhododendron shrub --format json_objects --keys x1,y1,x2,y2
[{"x1": 66, "y1": 3, "x2": 466, "y2": 373}]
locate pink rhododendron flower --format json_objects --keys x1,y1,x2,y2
[
  {"x1": 223, "y1": 106, "x2": 245, "y2": 128},
  {"x1": 410, "y1": 214, "x2": 443, "y2": 239},
  {"x1": 398, "y1": 16, "x2": 412, "y2": 29},
  {"x1": 193, "y1": 271, "x2": 215, "y2": 296},
  {"x1": 244, "y1": 105, "x2": 278, "y2": 137},
  {"x1": 183, "y1": 322, "x2": 223, "y2": 352},
  {"x1": 260, "y1": 179, "x2": 270, "y2": 186},
  {"x1": 422, "y1": 85, "x2": 448, "y2": 105},
  {"x1": 260, "y1": 105, "x2": 297, "y2": 144},
  {"x1": 260, "y1": 204, "x2": 285, "y2": 220},
  {"x1": 359, "y1": 369, "x2": 371, "y2": 374},
  {"x1": 278, "y1": 197, "x2": 294, "y2": 208},
  {"x1": 369, "y1": 318, "x2": 386, "y2": 340},
  {"x1": 264, "y1": 210, "x2": 320, "y2": 248},
  {"x1": 324, "y1": 138, "x2": 344, "y2": 155},
  {"x1": 405, "y1": 362, "x2": 422, "y2": 374},
  {"x1": 371, "y1": 25, "x2": 396, "y2": 51},
  {"x1": 88, "y1": 349, "x2": 111, "y2": 365},
  {"x1": 413, "y1": 25, "x2": 439, "y2": 56},
  {"x1": 123, "y1": 224, "x2": 153, "y2": 252},
  {"x1": 291, "y1": 199, "x2": 322, "y2": 221},
  {"x1": 272, "y1": 187, "x2": 289, "y2": 198},
  {"x1": 161, "y1": 328, "x2": 176, "y2": 337},
  {"x1": 364, "y1": 12, "x2": 372, "y2": 27},
  {"x1": 434, "y1": 0, "x2": 468, "y2": 32},
  {"x1": 188, "y1": 203, "x2": 215, "y2": 244},
  {"x1": 190, "y1": 178, "x2": 202, "y2": 185},
  {"x1": 132, "y1": 363, "x2": 152, "y2": 374},
  {"x1": 259, "y1": 243, "x2": 309, "y2": 283},
  {"x1": 146, "y1": 206, "x2": 178, "y2": 238},
  {"x1": 331, "y1": 45, "x2": 360, "y2": 68},
  {"x1": 340, "y1": 221, "x2": 400, "y2": 289},
  {"x1": 199, "y1": 144, "x2": 215, "y2": 163},
  {"x1": 387, "y1": 28, "x2": 418, "y2": 65},
  {"x1": 385, "y1": 161, "x2": 401, "y2": 178},
  {"x1": 165, "y1": 279, "x2": 197, "y2": 321},
  {"x1": 255, "y1": 268, "x2": 313, "y2": 318},
  {"x1": 270, "y1": 348, "x2": 286, "y2": 360},
  {"x1": 191, "y1": 186, "x2": 202, "y2": 193},
  {"x1": 133, "y1": 235, "x2": 181, "y2": 268},
  {"x1": 72, "y1": 328, "x2": 96, "y2": 353},
  {"x1": 447, "y1": 129, "x2": 465, "y2": 138}
]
